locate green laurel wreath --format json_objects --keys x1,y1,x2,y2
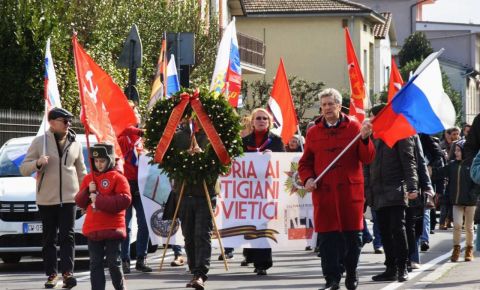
[{"x1": 144, "y1": 87, "x2": 243, "y2": 184}]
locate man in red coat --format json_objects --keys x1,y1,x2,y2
[{"x1": 299, "y1": 88, "x2": 375, "y2": 290}]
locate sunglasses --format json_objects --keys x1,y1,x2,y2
[
  {"x1": 255, "y1": 117, "x2": 269, "y2": 121},
  {"x1": 56, "y1": 118, "x2": 72, "y2": 125}
]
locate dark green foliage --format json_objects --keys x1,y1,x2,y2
[
  {"x1": 374, "y1": 90, "x2": 388, "y2": 105},
  {"x1": 239, "y1": 77, "x2": 324, "y2": 134},
  {"x1": 0, "y1": 0, "x2": 219, "y2": 116},
  {"x1": 239, "y1": 79, "x2": 271, "y2": 113},
  {"x1": 398, "y1": 32, "x2": 433, "y2": 67}
]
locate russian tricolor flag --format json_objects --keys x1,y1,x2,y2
[
  {"x1": 166, "y1": 54, "x2": 180, "y2": 98},
  {"x1": 210, "y1": 18, "x2": 242, "y2": 107},
  {"x1": 38, "y1": 38, "x2": 62, "y2": 136},
  {"x1": 373, "y1": 50, "x2": 456, "y2": 147}
]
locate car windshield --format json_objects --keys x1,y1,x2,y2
[
  {"x1": 0, "y1": 144, "x2": 30, "y2": 177},
  {"x1": 0, "y1": 142, "x2": 91, "y2": 177}
]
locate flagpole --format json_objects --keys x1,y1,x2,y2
[
  {"x1": 43, "y1": 39, "x2": 49, "y2": 156},
  {"x1": 43, "y1": 101, "x2": 47, "y2": 156},
  {"x1": 85, "y1": 128, "x2": 96, "y2": 210},
  {"x1": 312, "y1": 49, "x2": 445, "y2": 185},
  {"x1": 297, "y1": 125, "x2": 304, "y2": 152},
  {"x1": 313, "y1": 133, "x2": 361, "y2": 184},
  {"x1": 163, "y1": 32, "x2": 167, "y2": 99},
  {"x1": 371, "y1": 49, "x2": 445, "y2": 127}
]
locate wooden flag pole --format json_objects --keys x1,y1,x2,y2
[
  {"x1": 159, "y1": 181, "x2": 185, "y2": 271},
  {"x1": 202, "y1": 181, "x2": 229, "y2": 271}
]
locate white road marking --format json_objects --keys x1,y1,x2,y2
[{"x1": 380, "y1": 241, "x2": 466, "y2": 290}]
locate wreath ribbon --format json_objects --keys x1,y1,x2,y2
[{"x1": 154, "y1": 91, "x2": 231, "y2": 165}]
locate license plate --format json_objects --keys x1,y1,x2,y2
[{"x1": 23, "y1": 223, "x2": 42, "y2": 233}]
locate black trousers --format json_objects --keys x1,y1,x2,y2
[
  {"x1": 405, "y1": 206, "x2": 423, "y2": 263},
  {"x1": 430, "y1": 208, "x2": 437, "y2": 230},
  {"x1": 317, "y1": 231, "x2": 362, "y2": 283},
  {"x1": 243, "y1": 248, "x2": 272, "y2": 270},
  {"x1": 38, "y1": 203, "x2": 76, "y2": 276},
  {"x1": 179, "y1": 195, "x2": 215, "y2": 281},
  {"x1": 88, "y1": 239, "x2": 124, "y2": 290},
  {"x1": 376, "y1": 206, "x2": 408, "y2": 270}
]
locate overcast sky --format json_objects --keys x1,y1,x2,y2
[{"x1": 422, "y1": 0, "x2": 480, "y2": 24}]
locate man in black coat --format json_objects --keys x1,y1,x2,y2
[{"x1": 369, "y1": 136, "x2": 418, "y2": 283}]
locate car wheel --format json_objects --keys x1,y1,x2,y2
[{"x1": 1, "y1": 254, "x2": 21, "y2": 264}]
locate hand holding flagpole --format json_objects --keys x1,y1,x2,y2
[{"x1": 306, "y1": 49, "x2": 450, "y2": 188}]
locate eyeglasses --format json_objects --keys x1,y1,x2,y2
[
  {"x1": 56, "y1": 118, "x2": 72, "y2": 125},
  {"x1": 255, "y1": 117, "x2": 269, "y2": 121}
]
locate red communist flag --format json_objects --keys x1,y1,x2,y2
[
  {"x1": 73, "y1": 35, "x2": 137, "y2": 157},
  {"x1": 268, "y1": 58, "x2": 298, "y2": 144},
  {"x1": 387, "y1": 57, "x2": 404, "y2": 102},
  {"x1": 345, "y1": 27, "x2": 366, "y2": 122}
]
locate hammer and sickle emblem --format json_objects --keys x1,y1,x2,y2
[{"x1": 83, "y1": 71, "x2": 98, "y2": 103}]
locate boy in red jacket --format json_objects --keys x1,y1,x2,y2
[{"x1": 75, "y1": 143, "x2": 131, "y2": 290}]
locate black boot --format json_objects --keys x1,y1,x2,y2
[
  {"x1": 319, "y1": 280, "x2": 340, "y2": 290},
  {"x1": 122, "y1": 260, "x2": 130, "y2": 274},
  {"x1": 372, "y1": 267, "x2": 397, "y2": 281},
  {"x1": 397, "y1": 267, "x2": 409, "y2": 282},
  {"x1": 135, "y1": 256, "x2": 152, "y2": 272},
  {"x1": 345, "y1": 270, "x2": 358, "y2": 290}
]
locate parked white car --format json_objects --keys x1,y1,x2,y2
[{"x1": 0, "y1": 134, "x2": 148, "y2": 264}]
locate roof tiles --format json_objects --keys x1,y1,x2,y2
[
  {"x1": 373, "y1": 12, "x2": 392, "y2": 38},
  {"x1": 241, "y1": 0, "x2": 373, "y2": 15}
]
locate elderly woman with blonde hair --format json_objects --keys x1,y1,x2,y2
[{"x1": 240, "y1": 107, "x2": 285, "y2": 275}]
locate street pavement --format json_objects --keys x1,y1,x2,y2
[{"x1": 0, "y1": 223, "x2": 479, "y2": 289}]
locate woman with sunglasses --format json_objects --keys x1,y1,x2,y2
[{"x1": 240, "y1": 108, "x2": 285, "y2": 275}]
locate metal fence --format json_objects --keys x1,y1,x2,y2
[{"x1": 0, "y1": 109, "x2": 84, "y2": 147}]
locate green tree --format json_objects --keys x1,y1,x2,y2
[
  {"x1": 240, "y1": 77, "x2": 324, "y2": 134},
  {"x1": 398, "y1": 32, "x2": 433, "y2": 67},
  {"x1": 0, "y1": 0, "x2": 219, "y2": 115},
  {"x1": 239, "y1": 79, "x2": 271, "y2": 114},
  {"x1": 289, "y1": 77, "x2": 324, "y2": 130}
]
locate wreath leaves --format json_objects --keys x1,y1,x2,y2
[{"x1": 144, "y1": 87, "x2": 243, "y2": 184}]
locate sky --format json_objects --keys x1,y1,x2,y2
[{"x1": 422, "y1": 0, "x2": 480, "y2": 24}]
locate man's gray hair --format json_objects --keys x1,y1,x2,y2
[{"x1": 318, "y1": 88, "x2": 342, "y2": 105}]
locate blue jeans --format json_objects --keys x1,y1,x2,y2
[
  {"x1": 172, "y1": 245, "x2": 182, "y2": 256},
  {"x1": 410, "y1": 239, "x2": 420, "y2": 263},
  {"x1": 371, "y1": 209, "x2": 383, "y2": 249},
  {"x1": 421, "y1": 209, "x2": 430, "y2": 243},
  {"x1": 362, "y1": 217, "x2": 373, "y2": 242},
  {"x1": 121, "y1": 181, "x2": 149, "y2": 261},
  {"x1": 476, "y1": 228, "x2": 480, "y2": 252},
  {"x1": 89, "y1": 239, "x2": 124, "y2": 290}
]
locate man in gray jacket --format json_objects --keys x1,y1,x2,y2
[
  {"x1": 20, "y1": 108, "x2": 86, "y2": 289},
  {"x1": 368, "y1": 136, "x2": 418, "y2": 283}
]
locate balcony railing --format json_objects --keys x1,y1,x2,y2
[{"x1": 237, "y1": 32, "x2": 265, "y2": 69}]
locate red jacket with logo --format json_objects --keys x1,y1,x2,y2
[
  {"x1": 75, "y1": 170, "x2": 131, "y2": 241},
  {"x1": 298, "y1": 114, "x2": 375, "y2": 232}
]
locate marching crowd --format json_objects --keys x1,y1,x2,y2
[{"x1": 18, "y1": 88, "x2": 480, "y2": 290}]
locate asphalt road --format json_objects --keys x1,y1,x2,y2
[{"x1": 0, "y1": 225, "x2": 468, "y2": 290}]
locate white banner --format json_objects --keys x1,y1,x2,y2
[
  {"x1": 138, "y1": 153, "x2": 315, "y2": 249},
  {"x1": 138, "y1": 155, "x2": 182, "y2": 245},
  {"x1": 214, "y1": 152, "x2": 314, "y2": 249}
]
